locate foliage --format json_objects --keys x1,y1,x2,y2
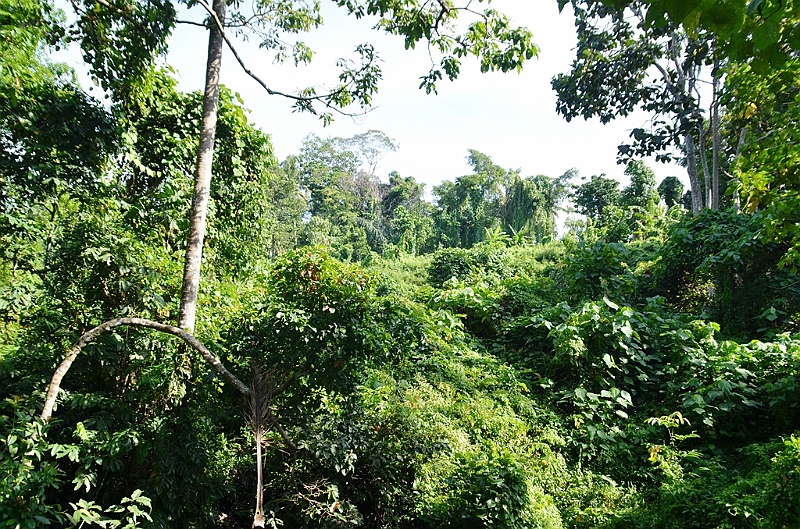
[
  {"x1": 1, "y1": 398, "x2": 63, "y2": 527},
  {"x1": 657, "y1": 176, "x2": 684, "y2": 209},
  {"x1": 621, "y1": 160, "x2": 659, "y2": 211},
  {"x1": 559, "y1": 241, "x2": 640, "y2": 304},
  {"x1": 573, "y1": 174, "x2": 620, "y2": 219},
  {"x1": 591, "y1": 0, "x2": 800, "y2": 70},
  {"x1": 3, "y1": 1, "x2": 800, "y2": 525},
  {"x1": 725, "y1": 58, "x2": 800, "y2": 267},
  {"x1": 0, "y1": 397, "x2": 156, "y2": 528},
  {"x1": 433, "y1": 152, "x2": 569, "y2": 248},
  {"x1": 427, "y1": 244, "x2": 511, "y2": 288},
  {"x1": 217, "y1": 248, "x2": 577, "y2": 527},
  {"x1": 653, "y1": 209, "x2": 800, "y2": 338}
]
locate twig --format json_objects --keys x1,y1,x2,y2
[{"x1": 192, "y1": 0, "x2": 367, "y2": 117}]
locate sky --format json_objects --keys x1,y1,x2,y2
[
  {"x1": 159, "y1": 0, "x2": 687, "y2": 192},
  {"x1": 57, "y1": 0, "x2": 687, "y2": 192}
]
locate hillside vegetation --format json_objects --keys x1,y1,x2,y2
[{"x1": 2, "y1": 0, "x2": 800, "y2": 527}]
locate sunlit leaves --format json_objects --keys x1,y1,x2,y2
[
  {"x1": 71, "y1": 0, "x2": 176, "y2": 100},
  {"x1": 599, "y1": 0, "x2": 800, "y2": 68},
  {"x1": 724, "y1": 59, "x2": 800, "y2": 267},
  {"x1": 335, "y1": 0, "x2": 538, "y2": 95}
]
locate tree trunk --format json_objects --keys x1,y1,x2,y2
[
  {"x1": 711, "y1": 55, "x2": 721, "y2": 210},
  {"x1": 732, "y1": 128, "x2": 747, "y2": 212},
  {"x1": 253, "y1": 428, "x2": 266, "y2": 528},
  {"x1": 699, "y1": 123, "x2": 712, "y2": 209},
  {"x1": 178, "y1": 0, "x2": 227, "y2": 332},
  {"x1": 684, "y1": 132, "x2": 704, "y2": 214}
]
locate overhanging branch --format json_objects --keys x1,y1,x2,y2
[
  {"x1": 193, "y1": 0, "x2": 367, "y2": 118},
  {"x1": 39, "y1": 317, "x2": 299, "y2": 451},
  {"x1": 40, "y1": 317, "x2": 249, "y2": 421}
]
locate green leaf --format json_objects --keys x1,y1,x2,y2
[
  {"x1": 752, "y1": 19, "x2": 781, "y2": 51},
  {"x1": 603, "y1": 353, "x2": 615, "y2": 368},
  {"x1": 746, "y1": 0, "x2": 765, "y2": 16},
  {"x1": 663, "y1": 0, "x2": 701, "y2": 26},
  {"x1": 603, "y1": 297, "x2": 619, "y2": 310}
]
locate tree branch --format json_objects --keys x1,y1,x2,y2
[
  {"x1": 40, "y1": 317, "x2": 249, "y2": 421},
  {"x1": 177, "y1": 19, "x2": 207, "y2": 27},
  {"x1": 192, "y1": 0, "x2": 366, "y2": 118},
  {"x1": 39, "y1": 317, "x2": 300, "y2": 452},
  {"x1": 274, "y1": 421, "x2": 297, "y2": 452}
]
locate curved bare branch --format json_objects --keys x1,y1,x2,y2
[
  {"x1": 193, "y1": 0, "x2": 368, "y2": 118},
  {"x1": 40, "y1": 317, "x2": 249, "y2": 421}
]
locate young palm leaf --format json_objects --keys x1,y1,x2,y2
[{"x1": 248, "y1": 364, "x2": 277, "y2": 528}]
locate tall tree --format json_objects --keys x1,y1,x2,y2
[
  {"x1": 573, "y1": 174, "x2": 620, "y2": 219},
  {"x1": 179, "y1": 0, "x2": 226, "y2": 331},
  {"x1": 505, "y1": 172, "x2": 571, "y2": 242},
  {"x1": 553, "y1": 0, "x2": 722, "y2": 214},
  {"x1": 65, "y1": 0, "x2": 538, "y2": 331},
  {"x1": 657, "y1": 176, "x2": 684, "y2": 209},
  {"x1": 433, "y1": 150, "x2": 512, "y2": 248},
  {"x1": 621, "y1": 159, "x2": 659, "y2": 210}
]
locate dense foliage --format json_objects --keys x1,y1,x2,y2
[{"x1": 2, "y1": 0, "x2": 800, "y2": 527}]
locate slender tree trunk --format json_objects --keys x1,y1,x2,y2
[
  {"x1": 685, "y1": 132, "x2": 704, "y2": 214},
  {"x1": 699, "y1": 123, "x2": 712, "y2": 209},
  {"x1": 732, "y1": 128, "x2": 747, "y2": 212},
  {"x1": 253, "y1": 428, "x2": 265, "y2": 528},
  {"x1": 179, "y1": 0, "x2": 227, "y2": 332},
  {"x1": 711, "y1": 56, "x2": 721, "y2": 210}
]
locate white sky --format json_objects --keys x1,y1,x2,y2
[
  {"x1": 58, "y1": 0, "x2": 687, "y2": 192},
  {"x1": 162, "y1": 0, "x2": 686, "y2": 191}
]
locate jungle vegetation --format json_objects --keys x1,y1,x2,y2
[{"x1": 1, "y1": 0, "x2": 799, "y2": 527}]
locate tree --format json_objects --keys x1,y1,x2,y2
[
  {"x1": 433, "y1": 150, "x2": 512, "y2": 248},
  {"x1": 64, "y1": 0, "x2": 538, "y2": 331},
  {"x1": 383, "y1": 172, "x2": 432, "y2": 254},
  {"x1": 553, "y1": 0, "x2": 723, "y2": 214},
  {"x1": 621, "y1": 159, "x2": 659, "y2": 210},
  {"x1": 657, "y1": 176, "x2": 684, "y2": 208},
  {"x1": 505, "y1": 172, "x2": 571, "y2": 243},
  {"x1": 433, "y1": 151, "x2": 569, "y2": 247},
  {"x1": 119, "y1": 70, "x2": 295, "y2": 275},
  {"x1": 383, "y1": 172, "x2": 425, "y2": 217},
  {"x1": 573, "y1": 174, "x2": 620, "y2": 219},
  {"x1": 594, "y1": 0, "x2": 800, "y2": 264},
  {"x1": 293, "y1": 131, "x2": 405, "y2": 257}
]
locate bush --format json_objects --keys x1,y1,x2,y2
[{"x1": 427, "y1": 244, "x2": 511, "y2": 288}]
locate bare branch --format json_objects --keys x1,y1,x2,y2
[
  {"x1": 177, "y1": 19, "x2": 208, "y2": 27},
  {"x1": 40, "y1": 317, "x2": 249, "y2": 421},
  {"x1": 192, "y1": 0, "x2": 368, "y2": 118}
]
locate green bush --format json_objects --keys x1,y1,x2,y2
[{"x1": 427, "y1": 244, "x2": 511, "y2": 287}]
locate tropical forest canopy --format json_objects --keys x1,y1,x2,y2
[{"x1": 1, "y1": 0, "x2": 800, "y2": 528}]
